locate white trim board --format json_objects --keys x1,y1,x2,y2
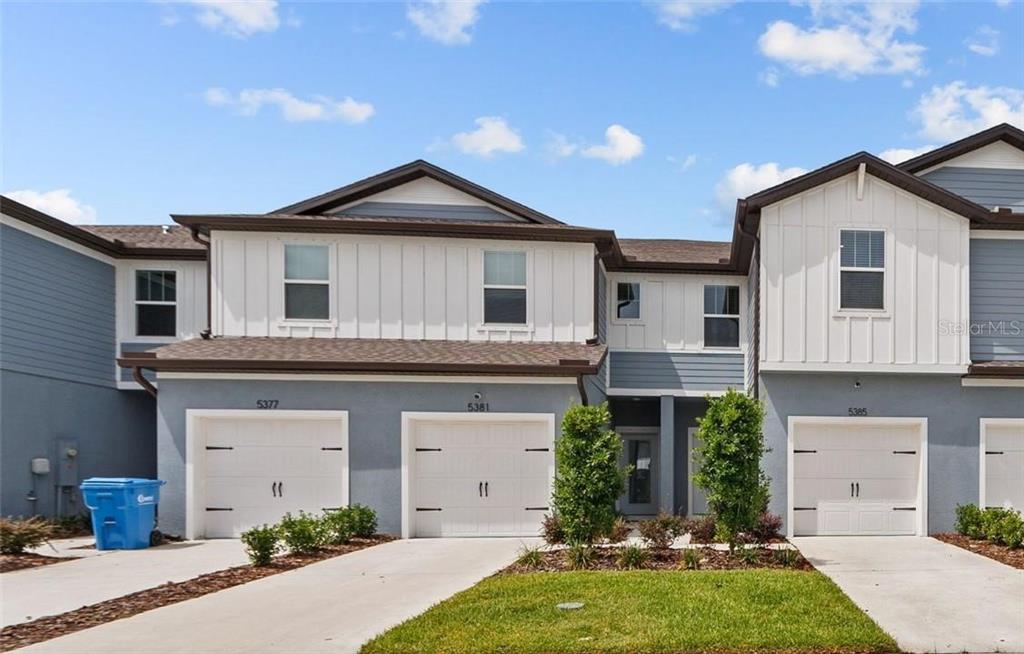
[
  {"x1": 399, "y1": 411, "x2": 556, "y2": 539},
  {"x1": 160, "y1": 372, "x2": 577, "y2": 384},
  {"x1": 786, "y1": 416, "x2": 928, "y2": 538},
  {"x1": 970, "y1": 230, "x2": 1024, "y2": 240},
  {"x1": 760, "y1": 362, "x2": 969, "y2": 374},
  {"x1": 184, "y1": 409, "x2": 350, "y2": 540},
  {"x1": 606, "y1": 388, "x2": 733, "y2": 398},
  {"x1": 979, "y1": 418, "x2": 1024, "y2": 510}
]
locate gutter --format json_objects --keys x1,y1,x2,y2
[
  {"x1": 132, "y1": 366, "x2": 158, "y2": 399},
  {"x1": 736, "y1": 200, "x2": 760, "y2": 398}
]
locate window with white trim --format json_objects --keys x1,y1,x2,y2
[
  {"x1": 483, "y1": 251, "x2": 527, "y2": 324},
  {"x1": 616, "y1": 282, "x2": 641, "y2": 320},
  {"x1": 703, "y1": 284, "x2": 740, "y2": 348},
  {"x1": 839, "y1": 229, "x2": 885, "y2": 310},
  {"x1": 284, "y1": 244, "x2": 330, "y2": 320},
  {"x1": 135, "y1": 270, "x2": 177, "y2": 337}
]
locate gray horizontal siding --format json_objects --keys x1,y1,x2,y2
[
  {"x1": 336, "y1": 202, "x2": 517, "y2": 222},
  {"x1": 970, "y1": 239, "x2": 1024, "y2": 361},
  {"x1": 609, "y1": 351, "x2": 745, "y2": 391},
  {"x1": 922, "y1": 167, "x2": 1024, "y2": 211},
  {"x1": 0, "y1": 224, "x2": 116, "y2": 387}
]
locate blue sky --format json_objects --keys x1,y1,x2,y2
[{"x1": 3, "y1": 1, "x2": 1022, "y2": 240}]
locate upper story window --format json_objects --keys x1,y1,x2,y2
[
  {"x1": 284, "y1": 244, "x2": 330, "y2": 320},
  {"x1": 704, "y1": 284, "x2": 740, "y2": 348},
  {"x1": 483, "y1": 251, "x2": 527, "y2": 324},
  {"x1": 839, "y1": 229, "x2": 885, "y2": 311},
  {"x1": 135, "y1": 270, "x2": 176, "y2": 337},
  {"x1": 616, "y1": 282, "x2": 641, "y2": 320}
]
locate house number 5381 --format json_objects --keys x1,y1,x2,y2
[{"x1": 467, "y1": 402, "x2": 490, "y2": 412}]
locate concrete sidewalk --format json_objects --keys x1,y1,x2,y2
[
  {"x1": 13, "y1": 537, "x2": 533, "y2": 654},
  {"x1": 2, "y1": 540, "x2": 248, "y2": 627},
  {"x1": 795, "y1": 536, "x2": 1024, "y2": 654}
]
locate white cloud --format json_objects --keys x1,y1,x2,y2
[
  {"x1": 581, "y1": 125, "x2": 645, "y2": 165},
  {"x1": 164, "y1": 1, "x2": 281, "y2": 38},
  {"x1": 715, "y1": 162, "x2": 808, "y2": 214},
  {"x1": 7, "y1": 189, "x2": 98, "y2": 224},
  {"x1": 877, "y1": 145, "x2": 936, "y2": 164},
  {"x1": 407, "y1": 0, "x2": 484, "y2": 45},
  {"x1": 758, "y1": 2, "x2": 925, "y2": 78},
  {"x1": 543, "y1": 131, "x2": 578, "y2": 160},
  {"x1": 965, "y1": 26, "x2": 999, "y2": 57},
  {"x1": 668, "y1": 153, "x2": 698, "y2": 171},
  {"x1": 204, "y1": 87, "x2": 375, "y2": 124},
  {"x1": 651, "y1": 1, "x2": 735, "y2": 32},
  {"x1": 995, "y1": 0, "x2": 1012, "y2": 7},
  {"x1": 759, "y1": 67, "x2": 780, "y2": 88},
  {"x1": 913, "y1": 81, "x2": 1024, "y2": 141},
  {"x1": 451, "y1": 116, "x2": 524, "y2": 157}
]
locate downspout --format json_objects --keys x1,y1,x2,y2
[
  {"x1": 576, "y1": 374, "x2": 589, "y2": 406},
  {"x1": 190, "y1": 227, "x2": 212, "y2": 340},
  {"x1": 133, "y1": 366, "x2": 158, "y2": 399},
  {"x1": 736, "y1": 201, "x2": 760, "y2": 399}
]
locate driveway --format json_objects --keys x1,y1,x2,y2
[
  {"x1": 795, "y1": 536, "x2": 1024, "y2": 654},
  {"x1": 12, "y1": 538, "x2": 534, "y2": 654},
  {"x1": 2, "y1": 539, "x2": 248, "y2": 627}
]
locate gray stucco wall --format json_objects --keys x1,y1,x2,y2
[
  {"x1": 609, "y1": 351, "x2": 744, "y2": 391},
  {"x1": 1, "y1": 368, "x2": 156, "y2": 517},
  {"x1": 760, "y1": 372, "x2": 1024, "y2": 534},
  {"x1": 156, "y1": 378, "x2": 584, "y2": 537},
  {"x1": 922, "y1": 166, "x2": 1024, "y2": 211},
  {"x1": 970, "y1": 238, "x2": 1024, "y2": 361}
]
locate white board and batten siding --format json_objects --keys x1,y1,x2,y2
[
  {"x1": 760, "y1": 171, "x2": 971, "y2": 373},
  {"x1": 210, "y1": 231, "x2": 595, "y2": 343}
]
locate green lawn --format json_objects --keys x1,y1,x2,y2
[{"x1": 361, "y1": 570, "x2": 897, "y2": 654}]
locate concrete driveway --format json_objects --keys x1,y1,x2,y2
[
  {"x1": 795, "y1": 536, "x2": 1024, "y2": 654},
  {"x1": 2, "y1": 539, "x2": 248, "y2": 627},
  {"x1": 12, "y1": 537, "x2": 534, "y2": 654}
]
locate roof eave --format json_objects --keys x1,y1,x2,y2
[{"x1": 897, "y1": 123, "x2": 1024, "y2": 174}]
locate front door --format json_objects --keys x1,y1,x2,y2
[{"x1": 618, "y1": 429, "x2": 659, "y2": 516}]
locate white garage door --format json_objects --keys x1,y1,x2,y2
[
  {"x1": 983, "y1": 420, "x2": 1024, "y2": 510},
  {"x1": 407, "y1": 416, "x2": 553, "y2": 538},
  {"x1": 792, "y1": 420, "x2": 923, "y2": 536},
  {"x1": 197, "y1": 414, "x2": 348, "y2": 538}
]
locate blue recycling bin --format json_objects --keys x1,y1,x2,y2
[{"x1": 80, "y1": 478, "x2": 165, "y2": 550}]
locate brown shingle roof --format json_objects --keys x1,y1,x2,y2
[
  {"x1": 618, "y1": 239, "x2": 732, "y2": 266},
  {"x1": 119, "y1": 337, "x2": 606, "y2": 376},
  {"x1": 80, "y1": 225, "x2": 205, "y2": 252}
]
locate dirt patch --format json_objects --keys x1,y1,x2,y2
[
  {"x1": 504, "y1": 545, "x2": 812, "y2": 574},
  {"x1": 0, "y1": 535, "x2": 393, "y2": 652},
  {"x1": 0, "y1": 553, "x2": 69, "y2": 574},
  {"x1": 934, "y1": 533, "x2": 1024, "y2": 570}
]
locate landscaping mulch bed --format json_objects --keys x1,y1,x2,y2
[
  {"x1": 0, "y1": 553, "x2": 69, "y2": 574},
  {"x1": 504, "y1": 545, "x2": 813, "y2": 574},
  {"x1": 0, "y1": 535, "x2": 393, "y2": 652},
  {"x1": 935, "y1": 533, "x2": 1024, "y2": 570}
]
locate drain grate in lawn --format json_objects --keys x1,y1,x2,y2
[
  {"x1": 0, "y1": 536, "x2": 392, "y2": 652},
  {"x1": 360, "y1": 570, "x2": 897, "y2": 654}
]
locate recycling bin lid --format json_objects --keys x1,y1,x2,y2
[{"x1": 81, "y1": 477, "x2": 165, "y2": 487}]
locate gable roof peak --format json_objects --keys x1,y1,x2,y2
[{"x1": 898, "y1": 122, "x2": 1024, "y2": 174}]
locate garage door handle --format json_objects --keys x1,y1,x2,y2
[
  {"x1": 272, "y1": 482, "x2": 278, "y2": 497},
  {"x1": 855, "y1": 482, "x2": 859, "y2": 497},
  {"x1": 986, "y1": 451, "x2": 1004, "y2": 455},
  {"x1": 279, "y1": 481, "x2": 283, "y2": 498},
  {"x1": 892, "y1": 450, "x2": 916, "y2": 455},
  {"x1": 893, "y1": 507, "x2": 916, "y2": 511},
  {"x1": 206, "y1": 507, "x2": 233, "y2": 512},
  {"x1": 851, "y1": 483, "x2": 855, "y2": 497},
  {"x1": 525, "y1": 448, "x2": 549, "y2": 452},
  {"x1": 206, "y1": 446, "x2": 234, "y2": 451},
  {"x1": 321, "y1": 447, "x2": 344, "y2": 451},
  {"x1": 485, "y1": 481, "x2": 489, "y2": 497},
  {"x1": 793, "y1": 449, "x2": 817, "y2": 454},
  {"x1": 479, "y1": 482, "x2": 483, "y2": 497},
  {"x1": 793, "y1": 507, "x2": 817, "y2": 511}
]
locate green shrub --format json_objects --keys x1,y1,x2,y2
[
  {"x1": 736, "y1": 546, "x2": 760, "y2": 566},
  {"x1": 0, "y1": 516, "x2": 55, "y2": 554},
  {"x1": 773, "y1": 547, "x2": 799, "y2": 568},
  {"x1": 321, "y1": 509, "x2": 356, "y2": 545},
  {"x1": 681, "y1": 547, "x2": 701, "y2": 570},
  {"x1": 986, "y1": 508, "x2": 1024, "y2": 548},
  {"x1": 542, "y1": 514, "x2": 565, "y2": 545},
  {"x1": 681, "y1": 515, "x2": 717, "y2": 543},
  {"x1": 604, "y1": 517, "x2": 630, "y2": 544},
  {"x1": 693, "y1": 389, "x2": 769, "y2": 550},
  {"x1": 616, "y1": 544, "x2": 648, "y2": 570},
  {"x1": 516, "y1": 545, "x2": 545, "y2": 569},
  {"x1": 278, "y1": 511, "x2": 326, "y2": 554},
  {"x1": 981, "y1": 508, "x2": 1012, "y2": 543},
  {"x1": 240, "y1": 524, "x2": 280, "y2": 566},
  {"x1": 552, "y1": 403, "x2": 628, "y2": 545},
  {"x1": 1001, "y1": 514, "x2": 1024, "y2": 549},
  {"x1": 955, "y1": 504, "x2": 985, "y2": 539},
  {"x1": 347, "y1": 504, "x2": 378, "y2": 538},
  {"x1": 566, "y1": 544, "x2": 595, "y2": 570},
  {"x1": 638, "y1": 513, "x2": 681, "y2": 549}
]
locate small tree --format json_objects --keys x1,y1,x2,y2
[
  {"x1": 693, "y1": 389, "x2": 769, "y2": 549},
  {"x1": 552, "y1": 402, "x2": 628, "y2": 545}
]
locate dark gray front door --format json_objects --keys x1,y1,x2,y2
[{"x1": 618, "y1": 429, "x2": 659, "y2": 516}]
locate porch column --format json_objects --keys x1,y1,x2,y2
[{"x1": 659, "y1": 395, "x2": 675, "y2": 514}]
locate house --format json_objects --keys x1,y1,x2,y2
[{"x1": 2, "y1": 123, "x2": 1021, "y2": 539}]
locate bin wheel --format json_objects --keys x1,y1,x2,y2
[{"x1": 150, "y1": 530, "x2": 164, "y2": 546}]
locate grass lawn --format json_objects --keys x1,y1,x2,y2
[{"x1": 361, "y1": 570, "x2": 897, "y2": 654}]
